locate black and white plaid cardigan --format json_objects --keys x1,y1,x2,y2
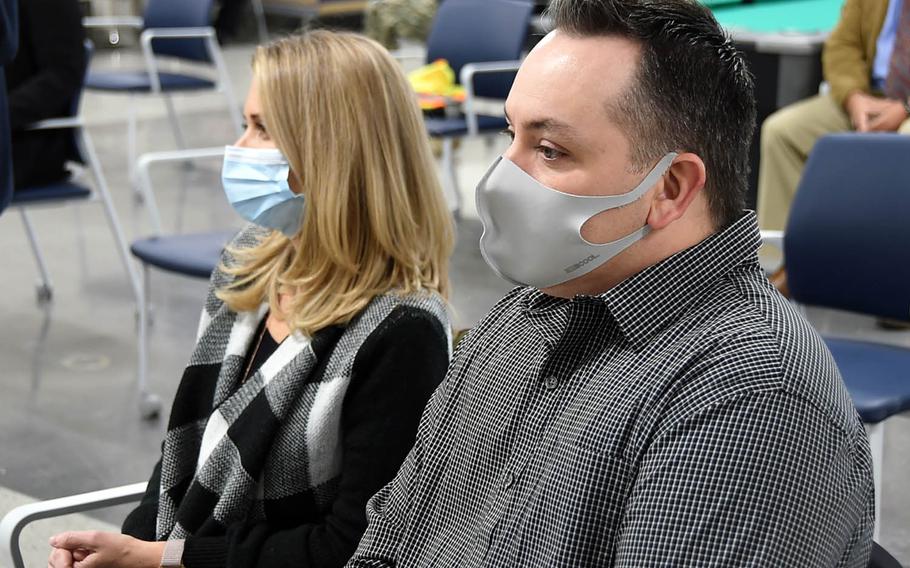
[{"x1": 123, "y1": 226, "x2": 451, "y2": 567}]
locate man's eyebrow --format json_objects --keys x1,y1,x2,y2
[{"x1": 503, "y1": 106, "x2": 579, "y2": 139}]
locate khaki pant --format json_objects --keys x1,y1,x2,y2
[{"x1": 756, "y1": 94, "x2": 910, "y2": 230}]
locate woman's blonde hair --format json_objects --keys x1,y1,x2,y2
[{"x1": 217, "y1": 30, "x2": 454, "y2": 335}]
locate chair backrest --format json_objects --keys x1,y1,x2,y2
[
  {"x1": 426, "y1": 0, "x2": 533, "y2": 99},
  {"x1": 784, "y1": 134, "x2": 910, "y2": 323},
  {"x1": 143, "y1": 0, "x2": 214, "y2": 63}
]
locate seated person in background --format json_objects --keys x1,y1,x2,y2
[
  {"x1": 363, "y1": 0, "x2": 438, "y2": 50},
  {"x1": 758, "y1": 0, "x2": 910, "y2": 235},
  {"x1": 348, "y1": 0, "x2": 875, "y2": 565},
  {"x1": 47, "y1": 30, "x2": 455, "y2": 568},
  {"x1": 0, "y1": 0, "x2": 15, "y2": 207},
  {"x1": 6, "y1": 0, "x2": 85, "y2": 190}
]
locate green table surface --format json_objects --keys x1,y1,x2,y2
[{"x1": 706, "y1": 0, "x2": 844, "y2": 34}]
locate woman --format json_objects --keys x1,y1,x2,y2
[{"x1": 48, "y1": 30, "x2": 454, "y2": 568}]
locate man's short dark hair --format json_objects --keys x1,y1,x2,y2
[{"x1": 547, "y1": 0, "x2": 756, "y2": 229}]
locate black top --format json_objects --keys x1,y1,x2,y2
[
  {"x1": 6, "y1": 0, "x2": 85, "y2": 188},
  {"x1": 123, "y1": 304, "x2": 450, "y2": 568},
  {"x1": 241, "y1": 315, "x2": 282, "y2": 384},
  {"x1": 348, "y1": 212, "x2": 874, "y2": 567}
]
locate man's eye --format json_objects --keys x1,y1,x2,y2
[
  {"x1": 500, "y1": 128, "x2": 515, "y2": 140},
  {"x1": 538, "y1": 145, "x2": 562, "y2": 161}
]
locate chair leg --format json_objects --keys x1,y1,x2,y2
[
  {"x1": 441, "y1": 137, "x2": 463, "y2": 218},
  {"x1": 127, "y1": 94, "x2": 141, "y2": 203},
  {"x1": 162, "y1": 94, "x2": 188, "y2": 151},
  {"x1": 18, "y1": 209, "x2": 53, "y2": 304},
  {"x1": 865, "y1": 421, "x2": 884, "y2": 542},
  {"x1": 80, "y1": 129, "x2": 142, "y2": 307},
  {"x1": 136, "y1": 263, "x2": 161, "y2": 420}
]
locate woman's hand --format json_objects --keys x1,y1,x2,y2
[{"x1": 47, "y1": 531, "x2": 165, "y2": 568}]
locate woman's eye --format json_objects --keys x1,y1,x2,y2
[{"x1": 500, "y1": 128, "x2": 515, "y2": 140}]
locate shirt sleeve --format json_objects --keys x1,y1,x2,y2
[
  {"x1": 121, "y1": 457, "x2": 163, "y2": 542},
  {"x1": 613, "y1": 391, "x2": 874, "y2": 567},
  {"x1": 823, "y1": 0, "x2": 873, "y2": 108},
  {"x1": 8, "y1": 0, "x2": 86, "y2": 131},
  {"x1": 180, "y1": 307, "x2": 450, "y2": 568}
]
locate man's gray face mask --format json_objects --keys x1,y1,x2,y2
[{"x1": 475, "y1": 152, "x2": 677, "y2": 289}]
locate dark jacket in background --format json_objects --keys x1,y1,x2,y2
[
  {"x1": 6, "y1": 0, "x2": 84, "y2": 189},
  {"x1": 0, "y1": 0, "x2": 17, "y2": 211}
]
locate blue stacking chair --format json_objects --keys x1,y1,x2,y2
[
  {"x1": 130, "y1": 147, "x2": 237, "y2": 419},
  {"x1": 762, "y1": 133, "x2": 910, "y2": 541},
  {"x1": 83, "y1": 0, "x2": 241, "y2": 191},
  {"x1": 7, "y1": 42, "x2": 140, "y2": 305},
  {"x1": 421, "y1": 0, "x2": 533, "y2": 215}
]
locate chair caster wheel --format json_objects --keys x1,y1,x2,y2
[
  {"x1": 139, "y1": 393, "x2": 162, "y2": 420},
  {"x1": 36, "y1": 284, "x2": 53, "y2": 305}
]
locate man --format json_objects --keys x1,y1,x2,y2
[
  {"x1": 0, "y1": 0, "x2": 16, "y2": 213},
  {"x1": 758, "y1": 0, "x2": 910, "y2": 233},
  {"x1": 348, "y1": 0, "x2": 875, "y2": 565},
  {"x1": 6, "y1": 0, "x2": 85, "y2": 191}
]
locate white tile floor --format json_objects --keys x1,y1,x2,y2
[{"x1": 1, "y1": 39, "x2": 908, "y2": 566}]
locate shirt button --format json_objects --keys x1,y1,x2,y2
[
  {"x1": 544, "y1": 376, "x2": 559, "y2": 390},
  {"x1": 503, "y1": 472, "x2": 515, "y2": 489}
]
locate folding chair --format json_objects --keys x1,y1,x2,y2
[
  {"x1": 761, "y1": 133, "x2": 910, "y2": 541},
  {"x1": 9, "y1": 41, "x2": 140, "y2": 305},
  {"x1": 83, "y1": 0, "x2": 241, "y2": 191},
  {"x1": 418, "y1": 0, "x2": 533, "y2": 215},
  {"x1": 130, "y1": 147, "x2": 237, "y2": 418}
]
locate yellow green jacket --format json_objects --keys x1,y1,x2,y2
[{"x1": 823, "y1": 0, "x2": 890, "y2": 107}]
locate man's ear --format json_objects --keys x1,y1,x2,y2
[{"x1": 647, "y1": 153, "x2": 706, "y2": 230}]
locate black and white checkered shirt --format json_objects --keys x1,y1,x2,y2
[{"x1": 348, "y1": 212, "x2": 874, "y2": 567}]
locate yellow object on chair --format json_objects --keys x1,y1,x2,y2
[{"x1": 408, "y1": 59, "x2": 466, "y2": 110}]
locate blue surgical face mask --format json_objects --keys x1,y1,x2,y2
[{"x1": 222, "y1": 145, "x2": 305, "y2": 237}]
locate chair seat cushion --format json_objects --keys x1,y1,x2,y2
[
  {"x1": 86, "y1": 71, "x2": 216, "y2": 93},
  {"x1": 824, "y1": 336, "x2": 910, "y2": 423},
  {"x1": 425, "y1": 115, "x2": 508, "y2": 138},
  {"x1": 131, "y1": 230, "x2": 237, "y2": 279},
  {"x1": 12, "y1": 180, "x2": 91, "y2": 204}
]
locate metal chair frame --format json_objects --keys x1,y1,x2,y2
[
  {"x1": 13, "y1": 117, "x2": 141, "y2": 306},
  {"x1": 133, "y1": 146, "x2": 228, "y2": 419},
  {"x1": 83, "y1": 15, "x2": 241, "y2": 196}
]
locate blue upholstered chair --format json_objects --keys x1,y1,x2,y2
[
  {"x1": 761, "y1": 133, "x2": 910, "y2": 541},
  {"x1": 421, "y1": 0, "x2": 533, "y2": 214},
  {"x1": 130, "y1": 147, "x2": 237, "y2": 419},
  {"x1": 8, "y1": 42, "x2": 140, "y2": 305},
  {"x1": 83, "y1": 0, "x2": 241, "y2": 192}
]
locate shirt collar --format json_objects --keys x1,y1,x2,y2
[
  {"x1": 601, "y1": 211, "x2": 762, "y2": 349},
  {"x1": 521, "y1": 211, "x2": 762, "y2": 350}
]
